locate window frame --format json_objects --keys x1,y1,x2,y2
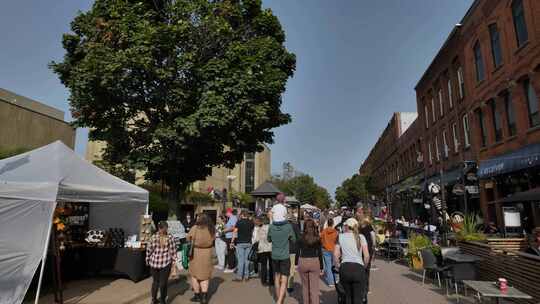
[
  {"x1": 463, "y1": 114, "x2": 471, "y2": 148},
  {"x1": 424, "y1": 104, "x2": 429, "y2": 129},
  {"x1": 524, "y1": 79, "x2": 540, "y2": 128},
  {"x1": 512, "y1": 0, "x2": 529, "y2": 48},
  {"x1": 489, "y1": 23, "x2": 503, "y2": 68},
  {"x1": 442, "y1": 129, "x2": 449, "y2": 159},
  {"x1": 457, "y1": 66, "x2": 465, "y2": 99},
  {"x1": 473, "y1": 41, "x2": 485, "y2": 82},
  {"x1": 504, "y1": 92, "x2": 517, "y2": 136},
  {"x1": 431, "y1": 98, "x2": 436, "y2": 123},
  {"x1": 448, "y1": 79, "x2": 454, "y2": 108},
  {"x1": 435, "y1": 135, "x2": 440, "y2": 162},
  {"x1": 490, "y1": 99, "x2": 503, "y2": 142},
  {"x1": 477, "y1": 109, "x2": 488, "y2": 148},
  {"x1": 452, "y1": 123, "x2": 459, "y2": 153},
  {"x1": 438, "y1": 89, "x2": 444, "y2": 117},
  {"x1": 428, "y1": 142, "x2": 433, "y2": 165}
]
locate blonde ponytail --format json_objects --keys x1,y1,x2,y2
[{"x1": 352, "y1": 225, "x2": 362, "y2": 253}]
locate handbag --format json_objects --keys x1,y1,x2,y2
[
  {"x1": 248, "y1": 242, "x2": 259, "y2": 263},
  {"x1": 188, "y1": 231, "x2": 196, "y2": 260}
]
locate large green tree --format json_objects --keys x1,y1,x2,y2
[
  {"x1": 272, "y1": 175, "x2": 332, "y2": 209},
  {"x1": 51, "y1": 0, "x2": 295, "y2": 214},
  {"x1": 335, "y1": 174, "x2": 372, "y2": 207}
]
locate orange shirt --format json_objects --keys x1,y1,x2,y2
[{"x1": 321, "y1": 227, "x2": 338, "y2": 252}]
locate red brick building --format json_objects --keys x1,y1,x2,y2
[
  {"x1": 415, "y1": 0, "x2": 540, "y2": 230},
  {"x1": 361, "y1": 0, "x2": 540, "y2": 229}
]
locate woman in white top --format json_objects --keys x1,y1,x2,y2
[
  {"x1": 334, "y1": 218, "x2": 370, "y2": 304},
  {"x1": 253, "y1": 216, "x2": 274, "y2": 286}
]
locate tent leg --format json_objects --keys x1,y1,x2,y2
[{"x1": 34, "y1": 215, "x2": 54, "y2": 304}]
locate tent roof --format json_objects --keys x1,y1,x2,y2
[
  {"x1": 0, "y1": 141, "x2": 148, "y2": 203},
  {"x1": 300, "y1": 203, "x2": 319, "y2": 210},
  {"x1": 250, "y1": 181, "x2": 281, "y2": 197}
]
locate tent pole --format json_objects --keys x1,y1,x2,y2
[{"x1": 34, "y1": 216, "x2": 54, "y2": 304}]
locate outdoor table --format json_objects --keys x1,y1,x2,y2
[
  {"x1": 462, "y1": 280, "x2": 533, "y2": 304},
  {"x1": 444, "y1": 253, "x2": 482, "y2": 263},
  {"x1": 114, "y1": 248, "x2": 150, "y2": 282}
]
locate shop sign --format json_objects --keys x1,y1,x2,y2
[
  {"x1": 484, "y1": 181, "x2": 494, "y2": 189},
  {"x1": 413, "y1": 198, "x2": 422, "y2": 204},
  {"x1": 466, "y1": 172, "x2": 478, "y2": 181},
  {"x1": 452, "y1": 184, "x2": 465, "y2": 196},
  {"x1": 465, "y1": 185, "x2": 479, "y2": 194}
]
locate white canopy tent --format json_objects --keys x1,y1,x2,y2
[
  {"x1": 300, "y1": 203, "x2": 319, "y2": 210},
  {"x1": 0, "y1": 141, "x2": 149, "y2": 304}
]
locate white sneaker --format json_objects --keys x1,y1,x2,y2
[
  {"x1": 223, "y1": 269, "x2": 234, "y2": 273},
  {"x1": 214, "y1": 265, "x2": 224, "y2": 270}
]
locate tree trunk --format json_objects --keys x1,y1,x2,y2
[{"x1": 168, "y1": 181, "x2": 187, "y2": 219}]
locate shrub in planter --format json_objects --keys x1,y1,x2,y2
[
  {"x1": 456, "y1": 213, "x2": 487, "y2": 242},
  {"x1": 407, "y1": 233, "x2": 441, "y2": 270}
]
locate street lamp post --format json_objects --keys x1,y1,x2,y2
[{"x1": 226, "y1": 174, "x2": 236, "y2": 209}]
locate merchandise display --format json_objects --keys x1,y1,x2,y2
[{"x1": 139, "y1": 215, "x2": 155, "y2": 244}]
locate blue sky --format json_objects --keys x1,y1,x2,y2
[{"x1": 0, "y1": 0, "x2": 473, "y2": 195}]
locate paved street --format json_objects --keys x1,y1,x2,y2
[{"x1": 136, "y1": 258, "x2": 463, "y2": 304}]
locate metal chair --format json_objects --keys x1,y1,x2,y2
[
  {"x1": 447, "y1": 262, "x2": 477, "y2": 303},
  {"x1": 387, "y1": 238, "x2": 404, "y2": 261},
  {"x1": 420, "y1": 248, "x2": 450, "y2": 288}
]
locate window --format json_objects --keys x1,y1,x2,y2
[
  {"x1": 512, "y1": 0, "x2": 528, "y2": 48},
  {"x1": 452, "y1": 123, "x2": 459, "y2": 153},
  {"x1": 435, "y1": 135, "x2": 440, "y2": 162},
  {"x1": 457, "y1": 66, "x2": 465, "y2": 99},
  {"x1": 448, "y1": 79, "x2": 454, "y2": 108},
  {"x1": 524, "y1": 79, "x2": 540, "y2": 127},
  {"x1": 463, "y1": 114, "x2": 471, "y2": 147},
  {"x1": 431, "y1": 98, "x2": 436, "y2": 122},
  {"x1": 474, "y1": 41, "x2": 485, "y2": 82},
  {"x1": 428, "y1": 142, "x2": 433, "y2": 165},
  {"x1": 477, "y1": 109, "x2": 487, "y2": 147},
  {"x1": 490, "y1": 99, "x2": 503, "y2": 142},
  {"x1": 438, "y1": 89, "x2": 444, "y2": 116},
  {"x1": 442, "y1": 130, "x2": 449, "y2": 158},
  {"x1": 504, "y1": 92, "x2": 517, "y2": 136},
  {"x1": 424, "y1": 104, "x2": 429, "y2": 129},
  {"x1": 489, "y1": 24, "x2": 503, "y2": 68},
  {"x1": 244, "y1": 152, "x2": 255, "y2": 193}
]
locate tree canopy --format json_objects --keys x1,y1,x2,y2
[
  {"x1": 272, "y1": 175, "x2": 332, "y2": 209},
  {"x1": 335, "y1": 174, "x2": 372, "y2": 207},
  {"x1": 51, "y1": 0, "x2": 295, "y2": 214}
]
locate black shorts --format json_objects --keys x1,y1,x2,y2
[{"x1": 272, "y1": 258, "x2": 291, "y2": 276}]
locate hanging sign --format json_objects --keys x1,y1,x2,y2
[
  {"x1": 465, "y1": 185, "x2": 479, "y2": 194},
  {"x1": 452, "y1": 184, "x2": 465, "y2": 196}
]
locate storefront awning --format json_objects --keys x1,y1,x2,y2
[
  {"x1": 495, "y1": 187, "x2": 540, "y2": 203},
  {"x1": 478, "y1": 143, "x2": 540, "y2": 179}
]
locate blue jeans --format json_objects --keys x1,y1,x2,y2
[
  {"x1": 235, "y1": 243, "x2": 252, "y2": 279},
  {"x1": 323, "y1": 250, "x2": 334, "y2": 285}
]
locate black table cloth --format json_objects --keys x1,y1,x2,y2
[{"x1": 114, "y1": 248, "x2": 149, "y2": 282}]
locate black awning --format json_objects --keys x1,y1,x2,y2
[
  {"x1": 478, "y1": 143, "x2": 540, "y2": 179},
  {"x1": 496, "y1": 187, "x2": 540, "y2": 203}
]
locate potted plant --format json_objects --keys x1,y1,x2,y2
[
  {"x1": 407, "y1": 233, "x2": 441, "y2": 270},
  {"x1": 455, "y1": 213, "x2": 487, "y2": 242}
]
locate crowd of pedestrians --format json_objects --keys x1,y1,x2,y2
[{"x1": 145, "y1": 202, "x2": 378, "y2": 304}]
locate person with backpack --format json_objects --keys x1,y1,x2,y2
[
  {"x1": 268, "y1": 202, "x2": 296, "y2": 304},
  {"x1": 334, "y1": 218, "x2": 370, "y2": 304}
]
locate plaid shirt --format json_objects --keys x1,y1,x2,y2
[{"x1": 146, "y1": 233, "x2": 177, "y2": 269}]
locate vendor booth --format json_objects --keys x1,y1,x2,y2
[{"x1": 0, "y1": 141, "x2": 149, "y2": 304}]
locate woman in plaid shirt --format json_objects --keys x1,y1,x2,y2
[{"x1": 146, "y1": 221, "x2": 177, "y2": 304}]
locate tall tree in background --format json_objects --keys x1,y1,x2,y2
[
  {"x1": 51, "y1": 0, "x2": 296, "y2": 215},
  {"x1": 272, "y1": 175, "x2": 332, "y2": 209},
  {"x1": 335, "y1": 174, "x2": 372, "y2": 207}
]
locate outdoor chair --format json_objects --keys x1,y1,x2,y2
[
  {"x1": 387, "y1": 238, "x2": 404, "y2": 261},
  {"x1": 447, "y1": 262, "x2": 477, "y2": 303},
  {"x1": 419, "y1": 248, "x2": 450, "y2": 288}
]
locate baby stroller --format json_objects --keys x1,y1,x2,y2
[{"x1": 332, "y1": 266, "x2": 346, "y2": 304}]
